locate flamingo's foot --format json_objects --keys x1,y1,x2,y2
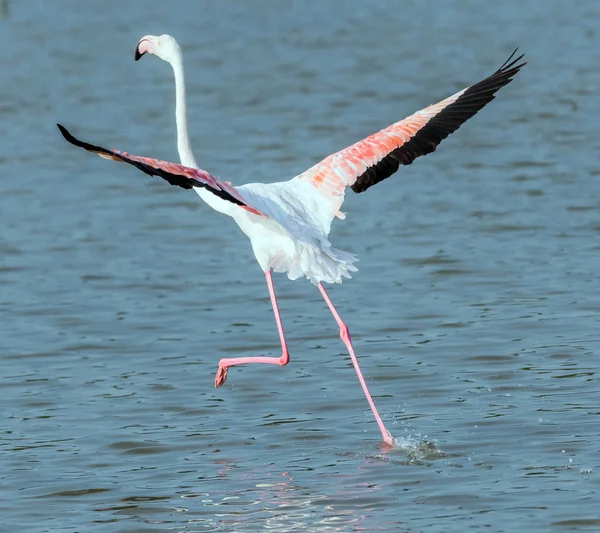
[
  {"x1": 215, "y1": 364, "x2": 229, "y2": 387},
  {"x1": 382, "y1": 432, "x2": 395, "y2": 447}
]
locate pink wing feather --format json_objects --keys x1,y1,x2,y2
[
  {"x1": 296, "y1": 49, "x2": 525, "y2": 214},
  {"x1": 57, "y1": 124, "x2": 264, "y2": 217}
]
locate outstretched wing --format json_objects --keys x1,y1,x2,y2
[
  {"x1": 57, "y1": 124, "x2": 264, "y2": 217},
  {"x1": 295, "y1": 49, "x2": 525, "y2": 214}
]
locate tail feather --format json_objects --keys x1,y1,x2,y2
[{"x1": 297, "y1": 243, "x2": 359, "y2": 285}]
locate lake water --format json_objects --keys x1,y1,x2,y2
[{"x1": 1, "y1": 1, "x2": 600, "y2": 531}]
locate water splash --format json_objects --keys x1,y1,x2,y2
[
  {"x1": 387, "y1": 434, "x2": 449, "y2": 461},
  {"x1": 342, "y1": 434, "x2": 451, "y2": 466}
]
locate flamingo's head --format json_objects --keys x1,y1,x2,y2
[{"x1": 135, "y1": 34, "x2": 180, "y2": 63}]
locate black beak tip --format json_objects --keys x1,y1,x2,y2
[{"x1": 134, "y1": 48, "x2": 144, "y2": 61}]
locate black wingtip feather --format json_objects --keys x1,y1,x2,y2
[
  {"x1": 58, "y1": 123, "x2": 195, "y2": 189},
  {"x1": 499, "y1": 48, "x2": 526, "y2": 73},
  {"x1": 57, "y1": 123, "x2": 116, "y2": 157},
  {"x1": 350, "y1": 49, "x2": 526, "y2": 193},
  {"x1": 57, "y1": 124, "x2": 250, "y2": 207},
  {"x1": 57, "y1": 123, "x2": 73, "y2": 142}
]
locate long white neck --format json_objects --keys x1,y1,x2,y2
[
  {"x1": 167, "y1": 47, "x2": 235, "y2": 217},
  {"x1": 170, "y1": 52, "x2": 198, "y2": 168}
]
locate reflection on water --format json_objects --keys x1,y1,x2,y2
[{"x1": 2, "y1": 0, "x2": 600, "y2": 532}]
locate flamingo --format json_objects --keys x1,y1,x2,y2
[{"x1": 58, "y1": 34, "x2": 524, "y2": 445}]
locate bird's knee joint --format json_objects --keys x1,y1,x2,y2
[{"x1": 339, "y1": 324, "x2": 351, "y2": 342}]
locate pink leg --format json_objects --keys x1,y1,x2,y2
[
  {"x1": 318, "y1": 283, "x2": 394, "y2": 445},
  {"x1": 215, "y1": 270, "x2": 289, "y2": 387}
]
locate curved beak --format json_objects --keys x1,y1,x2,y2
[{"x1": 135, "y1": 38, "x2": 152, "y2": 61}]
